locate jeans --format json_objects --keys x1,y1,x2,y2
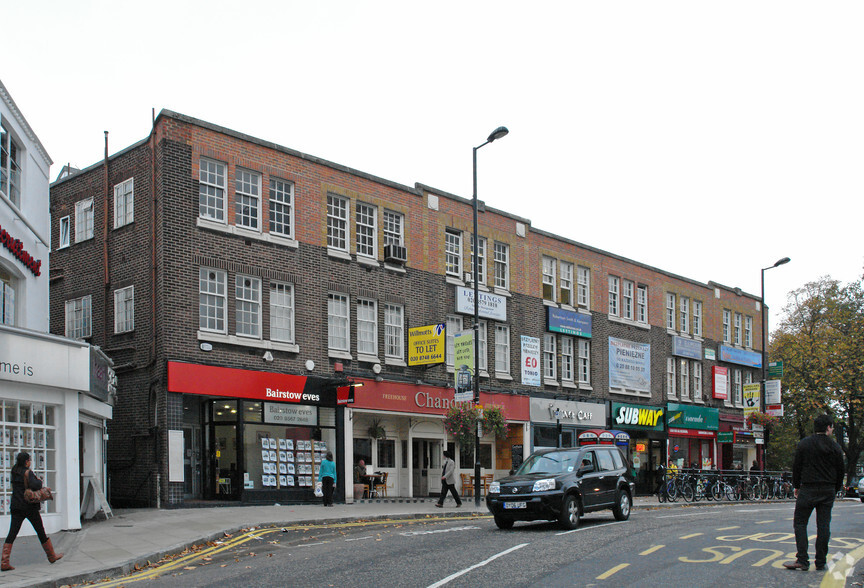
[
  {"x1": 5, "y1": 509, "x2": 48, "y2": 544},
  {"x1": 793, "y1": 485, "x2": 835, "y2": 566},
  {"x1": 438, "y1": 482, "x2": 461, "y2": 506}
]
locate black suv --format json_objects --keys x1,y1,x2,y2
[{"x1": 486, "y1": 445, "x2": 635, "y2": 530}]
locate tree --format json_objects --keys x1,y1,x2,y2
[{"x1": 769, "y1": 276, "x2": 864, "y2": 483}]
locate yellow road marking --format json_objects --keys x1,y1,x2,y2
[
  {"x1": 755, "y1": 520, "x2": 775, "y2": 524},
  {"x1": 680, "y1": 533, "x2": 703, "y2": 539},
  {"x1": 597, "y1": 563, "x2": 630, "y2": 579},
  {"x1": 716, "y1": 526, "x2": 739, "y2": 530},
  {"x1": 820, "y1": 543, "x2": 864, "y2": 588},
  {"x1": 640, "y1": 545, "x2": 665, "y2": 556}
]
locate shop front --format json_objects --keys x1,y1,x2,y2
[
  {"x1": 167, "y1": 361, "x2": 346, "y2": 504},
  {"x1": 529, "y1": 397, "x2": 606, "y2": 453},
  {"x1": 666, "y1": 403, "x2": 719, "y2": 470},
  {"x1": 0, "y1": 325, "x2": 115, "y2": 534},
  {"x1": 719, "y1": 412, "x2": 755, "y2": 470},
  {"x1": 611, "y1": 402, "x2": 666, "y2": 495},
  {"x1": 349, "y1": 379, "x2": 529, "y2": 500}
]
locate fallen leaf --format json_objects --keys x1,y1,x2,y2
[{"x1": 183, "y1": 566, "x2": 197, "y2": 571}]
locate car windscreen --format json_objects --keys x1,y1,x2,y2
[{"x1": 516, "y1": 451, "x2": 580, "y2": 475}]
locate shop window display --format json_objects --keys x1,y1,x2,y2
[
  {"x1": 243, "y1": 424, "x2": 336, "y2": 490},
  {"x1": 0, "y1": 402, "x2": 56, "y2": 515},
  {"x1": 459, "y1": 443, "x2": 492, "y2": 470}
]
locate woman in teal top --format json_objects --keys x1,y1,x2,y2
[{"x1": 318, "y1": 451, "x2": 337, "y2": 506}]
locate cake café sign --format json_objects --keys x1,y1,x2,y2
[{"x1": 0, "y1": 223, "x2": 41, "y2": 276}]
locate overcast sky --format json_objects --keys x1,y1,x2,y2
[{"x1": 5, "y1": 1, "x2": 862, "y2": 330}]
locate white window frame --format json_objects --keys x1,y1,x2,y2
[
  {"x1": 495, "y1": 325, "x2": 510, "y2": 374},
  {"x1": 75, "y1": 198, "x2": 94, "y2": 243},
  {"x1": 199, "y1": 158, "x2": 226, "y2": 222},
  {"x1": 578, "y1": 339, "x2": 591, "y2": 384},
  {"x1": 199, "y1": 268, "x2": 226, "y2": 333},
  {"x1": 622, "y1": 279, "x2": 634, "y2": 320},
  {"x1": 65, "y1": 295, "x2": 92, "y2": 339},
  {"x1": 608, "y1": 276, "x2": 620, "y2": 316},
  {"x1": 493, "y1": 242, "x2": 509, "y2": 290},
  {"x1": 734, "y1": 313, "x2": 742, "y2": 346},
  {"x1": 327, "y1": 193, "x2": 349, "y2": 252},
  {"x1": 446, "y1": 315, "x2": 463, "y2": 367},
  {"x1": 679, "y1": 359, "x2": 690, "y2": 401},
  {"x1": 745, "y1": 316, "x2": 753, "y2": 348},
  {"x1": 356, "y1": 202, "x2": 377, "y2": 259},
  {"x1": 722, "y1": 310, "x2": 731, "y2": 343},
  {"x1": 577, "y1": 266, "x2": 591, "y2": 309},
  {"x1": 734, "y1": 369, "x2": 743, "y2": 406},
  {"x1": 666, "y1": 357, "x2": 676, "y2": 399},
  {"x1": 542, "y1": 256, "x2": 556, "y2": 301},
  {"x1": 235, "y1": 170, "x2": 262, "y2": 231},
  {"x1": 113, "y1": 178, "x2": 134, "y2": 228},
  {"x1": 328, "y1": 293, "x2": 350, "y2": 352},
  {"x1": 561, "y1": 336, "x2": 574, "y2": 382},
  {"x1": 475, "y1": 320, "x2": 488, "y2": 372},
  {"x1": 357, "y1": 299, "x2": 378, "y2": 357},
  {"x1": 693, "y1": 361, "x2": 702, "y2": 401},
  {"x1": 693, "y1": 300, "x2": 703, "y2": 337},
  {"x1": 680, "y1": 297, "x2": 689, "y2": 334},
  {"x1": 270, "y1": 282, "x2": 295, "y2": 343},
  {"x1": 471, "y1": 236, "x2": 487, "y2": 285},
  {"x1": 666, "y1": 293, "x2": 676, "y2": 330},
  {"x1": 235, "y1": 275, "x2": 262, "y2": 339},
  {"x1": 445, "y1": 230, "x2": 462, "y2": 277},
  {"x1": 58, "y1": 216, "x2": 70, "y2": 249},
  {"x1": 636, "y1": 285, "x2": 648, "y2": 324},
  {"x1": 384, "y1": 303, "x2": 404, "y2": 360},
  {"x1": 543, "y1": 333, "x2": 556, "y2": 380},
  {"x1": 0, "y1": 123, "x2": 22, "y2": 206},
  {"x1": 383, "y1": 210, "x2": 404, "y2": 246},
  {"x1": 269, "y1": 178, "x2": 294, "y2": 238},
  {"x1": 113, "y1": 286, "x2": 134, "y2": 334},
  {"x1": 560, "y1": 262, "x2": 574, "y2": 306},
  {"x1": 1, "y1": 273, "x2": 15, "y2": 326}
]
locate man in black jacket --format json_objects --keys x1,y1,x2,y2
[{"x1": 783, "y1": 414, "x2": 845, "y2": 571}]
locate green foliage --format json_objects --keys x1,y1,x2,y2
[
  {"x1": 443, "y1": 403, "x2": 480, "y2": 448},
  {"x1": 483, "y1": 405, "x2": 509, "y2": 440}
]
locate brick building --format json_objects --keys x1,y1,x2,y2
[{"x1": 49, "y1": 111, "x2": 761, "y2": 506}]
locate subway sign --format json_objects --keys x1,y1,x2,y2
[{"x1": 611, "y1": 402, "x2": 665, "y2": 432}]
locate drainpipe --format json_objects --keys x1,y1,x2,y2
[
  {"x1": 103, "y1": 131, "x2": 110, "y2": 340},
  {"x1": 150, "y1": 109, "x2": 157, "y2": 365}
]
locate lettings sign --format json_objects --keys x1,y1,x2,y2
[{"x1": 408, "y1": 323, "x2": 446, "y2": 366}]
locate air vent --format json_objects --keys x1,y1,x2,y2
[{"x1": 383, "y1": 243, "x2": 407, "y2": 264}]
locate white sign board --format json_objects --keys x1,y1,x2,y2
[
  {"x1": 765, "y1": 380, "x2": 782, "y2": 405},
  {"x1": 0, "y1": 328, "x2": 90, "y2": 390},
  {"x1": 264, "y1": 402, "x2": 317, "y2": 426},
  {"x1": 168, "y1": 429, "x2": 185, "y2": 483},
  {"x1": 520, "y1": 336, "x2": 541, "y2": 387},
  {"x1": 455, "y1": 287, "x2": 507, "y2": 321}
]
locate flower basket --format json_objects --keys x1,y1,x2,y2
[
  {"x1": 483, "y1": 405, "x2": 509, "y2": 440},
  {"x1": 443, "y1": 403, "x2": 479, "y2": 448},
  {"x1": 746, "y1": 412, "x2": 778, "y2": 431}
]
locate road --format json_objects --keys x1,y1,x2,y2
[{"x1": 89, "y1": 500, "x2": 864, "y2": 588}]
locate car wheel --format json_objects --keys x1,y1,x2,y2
[
  {"x1": 558, "y1": 494, "x2": 581, "y2": 530},
  {"x1": 613, "y1": 489, "x2": 631, "y2": 521},
  {"x1": 860, "y1": 496, "x2": 864, "y2": 504},
  {"x1": 494, "y1": 515, "x2": 514, "y2": 530}
]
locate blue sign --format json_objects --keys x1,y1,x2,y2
[
  {"x1": 719, "y1": 345, "x2": 762, "y2": 368},
  {"x1": 547, "y1": 307, "x2": 592, "y2": 338},
  {"x1": 672, "y1": 336, "x2": 702, "y2": 360}
]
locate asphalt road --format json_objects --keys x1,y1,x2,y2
[{"x1": 88, "y1": 500, "x2": 864, "y2": 588}]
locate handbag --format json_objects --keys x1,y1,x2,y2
[
  {"x1": 23, "y1": 470, "x2": 53, "y2": 503},
  {"x1": 314, "y1": 481, "x2": 323, "y2": 497}
]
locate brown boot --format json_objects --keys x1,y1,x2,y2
[
  {"x1": 1, "y1": 543, "x2": 13, "y2": 571},
  {"x1": 42, "y1": 539, "x2": 62, "y2": 564}
]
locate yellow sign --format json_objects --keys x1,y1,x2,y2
[
  {"x1": 408, "y1": 323, "x2": 446, "y2": 366},
  {"x1": 743, "y1": 383, "x2": 760, "y2": 421}
]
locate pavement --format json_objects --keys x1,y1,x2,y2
[{"x1": 0, "y1": 495, "x2": 779, "y2": 588}]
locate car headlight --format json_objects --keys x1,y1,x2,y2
[
  {"x1": 532, "y1": 479, "x2": 556, "y2": 492},
  {"x1": 489, "y1": 482, "x2": 500, "y2": 494}
]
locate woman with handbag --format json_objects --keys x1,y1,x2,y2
[
  {"x1": 318, "y1": 451, "x2": 337, "y2": 507},
  {"x1": 2, "y1": 452, "x2": 62, "y2": 571}
]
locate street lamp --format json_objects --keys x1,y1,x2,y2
[
  {"x1": 473, "y1": 125, "x2": 509, "y2": 506},
  {"x1": 759, "y1": 256, "x2": 790, "y2": 469}
]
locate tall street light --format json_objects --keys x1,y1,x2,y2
[
  {"x1": 760, "y1": 256, "x2": 790, "y2": 469},
  {"x1": 473, "y1": 125, "x2": 508, "y2": 506}
]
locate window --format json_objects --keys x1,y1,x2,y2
[
  {"x1": 734, "y1": 313, "x2": 742, "y2": 345},
  {"x1": 383, "y1": 210, "x2": 403, "y2": 246},
  {"x1": 608, "y1": 276, "x2": 620, "y2": 316},
  {"x1": 75, "y1": 198, "x2": 94, "y2": 242},
  {"x1": 357, "y1": 299, "x2": 377, "y2": 356},
  {"x1": 494, "y1": 325, "x2": 510, "y2": 374},
  {"x1": 445, "y1": 230, "x2": 462, "y2": 277},
  {"x1": 543, "y1": 334, "x2": 556, "y2": 380},
  {"x1": 199, "y1": 159, "x2": 226, "y2": 221},
  {"x1": 494, "y1": 242, "x2": 509, "y2": 290},
  {"x1": 578, "y1": 339, "x2": 590, "y2": 384},
  {"x1": 722, "y1": 310, "x2": 731, "y2": 343},
  {"x1": 561, "y1": 337, "x2": 574, "y2": 382},
  {"x1": 745, "y1": 316, "x2": 753, "y2": 348},
  {"x1": 269, "y1": 178, "x2": 294, "y2": 237},
  {"x1": 560, "y1": 262, "x2": 574, "y2": 306},
  {"x1": 733, "y1": 369, "x2": 742, "y2": 405},
  {"x1": 235, "y1": 275, "x2": 261, "y2": 338},
  {"x1": 446, "y1": 315, "x2": 463, "y2": 367},
  {"x1": 58, "y1": 216, "x2": 70, "y2": 249},
  {"x1": 356, "y1": 202, "x2": 377, "y2": 258},
  {"x1": 384, "y1": 303, "x2": 404, "y2": 360},
  {"x1": 199, "y1": 268, "x2": 226, "y2": 333},
  {"x1": 745, "y1": 371, "x2": 753, "y2": 385},
  {"x1": 542, "y1": 256, "x2": 556, "y2": 301},
  {"x1": 270, "y1": 282, "x2": 294, "y2": 343},
  {"x1": 0, "y1": 269, "x2": 15, "y2": 325},
  {"x1": 636, "y1": 285, "x2": 648, "y2": 324},
  {"x1": 328, "y1": 293, "x2": 350, "y2": 351},
  {"x1": 114, "y1": 178, "x2": 134, "y2": 228},
  {"x1": 65, "y1": 295, "x2": 92, "y2": 339},
  {"x1": 326, "y1": 194, "x2": 349, "y2": 251},
  {"x1": 477, "y1": 321, "x2": 487, "y2": 372},
  {"x1": 680, "y1": 297, "x2": 689, "y2": 333},
  {"x1": 377, "y1": 439, "x2": 396, "y2": 468},
  {"x1": 622, "y1": 280, "x2": 634, "y2": 320},
  {"x1": 235, "y1": 170, "x2": 261, "y2": 230},
  {"x1": 679, "y1": 359, "x2": 690, "y2": 401},
  {"x1": 114, "y1": 286, "x2": 134, "y2": 333},
  {"x1": 0, "y1": 124, "x2": 22, "y2": 206},
  {"x1": 577, "y1": 266, "x2": 590, "y2": 308},
  {"x1": 666, "y1": 358, "x2": 676, "y2": 398},
  {"x1": 666, "y1": 293, "x2": 676, "y2": 330},
  {"x1": 693, "y1": 301, "x2": 703, "y2": 337},
  {"x1": 694, "y1": 362, "x2": 702, "y2": 400},
  {"x1": 470, "y1": 237, "x2": 486, "y2": 285}
]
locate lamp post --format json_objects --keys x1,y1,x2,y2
[
  {"x1": 759, "y1": 256, "x2": 790, "y2": 469},
  {"x1": 473, "y1": 125, "x2": 509, "y2": 506}
]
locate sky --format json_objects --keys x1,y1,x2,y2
[{"x1": 4, "y1": 1, "x2": 862, "y2": 330}]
